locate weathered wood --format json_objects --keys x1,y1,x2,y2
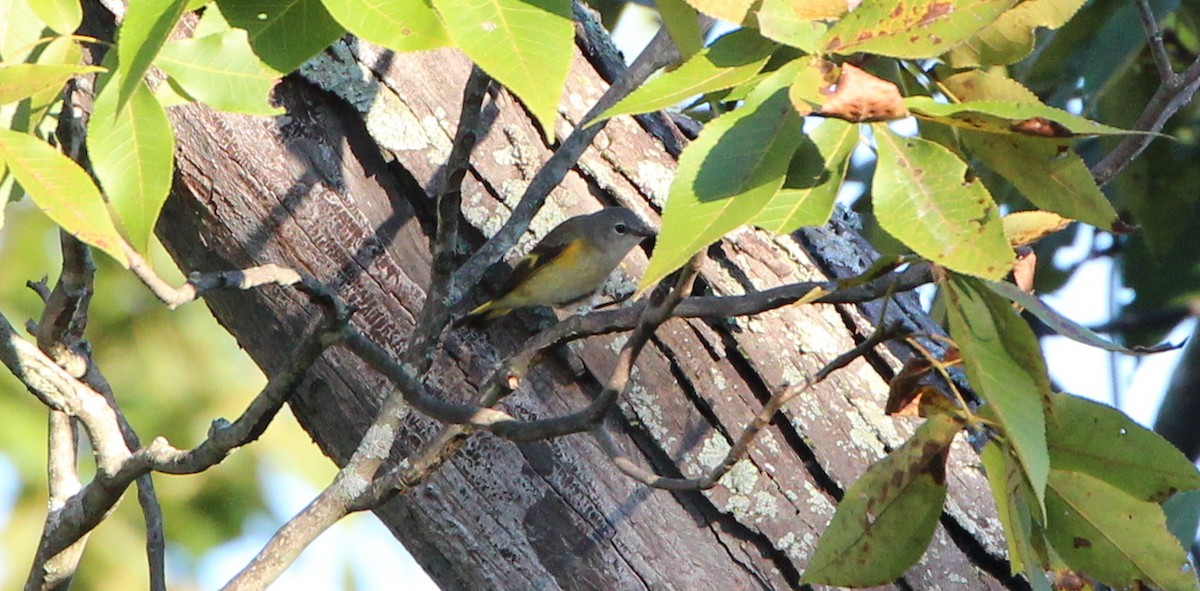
[{"x1": 156, "y1": 27, "x2": 1016, "y2": 591}]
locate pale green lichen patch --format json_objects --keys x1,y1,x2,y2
[
  {"x1": 621, "y1": 382, "x2": 673, "y2": 446},
  {"x1": 634, "y1": 160, "x2": 672, "y2": 207}
]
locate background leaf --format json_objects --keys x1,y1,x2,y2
[
  {"x1": 872, "y1": 126, "x2": 1013, "y2": 279},
  {"x1": 945, "y1": 0, "x2": 1087, "y2": 67}
]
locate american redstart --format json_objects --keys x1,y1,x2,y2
[{"x1": 458, "y1": 207, "x2": 655, "y2": 325}]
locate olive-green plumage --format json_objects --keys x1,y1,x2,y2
[{"x1": 460, "y1": 208, "x2": 655, "y2": 325}]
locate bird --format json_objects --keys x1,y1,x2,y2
[{"x1": 458, "y1": 207, "x2": 655, "y2": 326}]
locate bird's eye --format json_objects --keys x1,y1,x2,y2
[{"x1": 614, "y1": 223, "x2": 628, "y2": 234}]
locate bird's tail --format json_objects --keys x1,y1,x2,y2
[{"x1": 452, "y1": 300, "x2": 509, "y2": 328}]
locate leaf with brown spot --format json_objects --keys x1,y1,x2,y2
[
  {"x1": 801, "y1": 413, "x2": 965, "y2": 586},
  {"x1": 906, "y1": 96, "x2": 1144, "y2": 137},
  {"x1": 872, "y1": 125, "x2": 1014, "y2": 279},
  {"x1": 814, "y1": 63, "x2": 909, "y2": 122},
  {"x1": 821, "y1": 0, "x2": 1017, "y2": 58},
  {"x1": 1046, "y1": 470, "x2": 1200, "y2": 591}
]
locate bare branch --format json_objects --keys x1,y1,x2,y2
[
  {"x1": 1091, "y1": 56, "x2": 1200, "y2": 185},
  {"x1": 125, "y1": 245, "x2": 307, "y2": 310},
  {"x1": 1135, "y1": 0, "x2": 1175, "y2": 84}
]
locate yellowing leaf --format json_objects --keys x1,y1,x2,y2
[
  {"x1": 754, "y1": 0, "x2": 836, "y2": 52},
  {"x1": 88, "y1": 77, "x2": 174, "y2": 254},
  {"x1": 0, "y1": 63, "x2": 103, "y2": 105},
  {"x1": 321, "y1": 0, "x2": 448, "y2": 52},
  {"x1": 0, "y1": 128, "x2": 127, "y2": 265},
  {"x1": 1002, "y1": 210, "x2": 1070, "y2": 248},
  {"x1": 966, "y1": 131, "x2": 1119, "y2": 229},
  {"x1": 947, "y1": 0, "x2": 1087, "y2": 67},
  {"x1": 29, "y1": 0, "x2": 81, "y2": 34},
  {"x1": 657, "y1": 0, "x2": 703, "y2": 59},
  {"x1": 1046, "y1": 470, "x2": 1200, "y2": 591},
  {"x1": 944, "y1": 273, "x2": 1050, "y2": 510},
  {"x1": 683, "y1": 0, "x2": 755, "y2": 23},
  {"x1": 980, "y1": 442, "x2": 1053, "y2": 589},
  {"x1": 872, "y1": 126, "x2": 1013, "y2": 279},
  {"x1": 821, "y1": 0, "x2": 1017, "y2": 58},
  {"x1": 803, "y1": 412, "x2": 964, "y2": 586},
  {"x1": 941, "y1": 69, "x2": 1041, "y2": 103},
  {"x1": 641, "y1": 85, "x2": 804, "y2": 290}
]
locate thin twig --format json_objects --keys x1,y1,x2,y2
[
  {"x1": 592, "y1": 324, "x2": 899, "y2": 490},
  {"x1": 125, "y1": 244, "x2": 306, "y2": 310},
  {"x1": 1091, "y1": 55, "x2": 1200, "y2": 185},
  {"x1": 1135, "y1": 0, "x2": 1176, "y2": 84}
]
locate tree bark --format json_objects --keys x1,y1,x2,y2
[{"x1": 154, "y1": 18, "x2": 1018, "y2": 591}]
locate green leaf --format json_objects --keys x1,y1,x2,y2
[
  {"x1": 872, "y1": 126, "x2": 1013, "y2": 279},
  {"x1": 641, "y1": 86, "x2": 804, "y2": 290},
  {"x1": 0, "y1": 128, "x2": 127, "y2": 265},
  {"x1": 906, "y1": 96, "x2": 1137, "y2": 137},
  {"x1": 656, "y1": 0, "x2": 703, "y2": 60},
  {"x1": 29, "y1": 0, "x2": 81, "y2": 34},
  {"x1": 155, "y1": 29, "x2": 283, "y2": 115},
  {"x1": 985, "y1": 280, "x2": 1178, "y2": 355},
  {"x1": 980, "y1": 442, "x2": 1053, "y2": 589},
  {"x1": 113, "y1": 0, "x2": 190, "y2": 111},
  {"x1": 944, "y1": 274, "x2": 1050, "y2": 509},
  {"x1": 1046, "y1": 470, "x2": 1200, "y2": 591},
  {"x1": 321, "y1": 0, "x2": 448, "y2": 52},
  {"x1": 754, "y1": 0, "x2": 836, "y2": 53},
  {"x1": 597, "y1": 28, "x2": 775, "y2": 123},
  {"x1": 1046, "y1": 393, "x2": 1200, "y2": 502},
  {"x1": 0, "y1": 63, "x2": 103, "y2": 105},
  {"x1": 946, "y1": 0, "x2": 1087, "y2": 67},
  {"x1": 88, "y1": 77, "x2": 174, "y2": 254},
  {"x1": 802, "y1": 413, "x2": 963, "y2": 586},
  {"x1": 432, "y1": 0, "x2": 572, "y2": 141},
  {"x1": 218, "y1": 0, "x2": 345, "y2": 72},
  {"x1": 821, "y1": 0, "x2": 1016, "y2": 58},
  {"x1": 962, "y1": 131, "x2": 1118, "y2": 229},
  {"x1": 753, "y1": 119, "x2": 857, "y2": 233}
]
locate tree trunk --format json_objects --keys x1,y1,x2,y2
[{"x1": 155, "y1": 17, "x2": 1018, "y2": 591}]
